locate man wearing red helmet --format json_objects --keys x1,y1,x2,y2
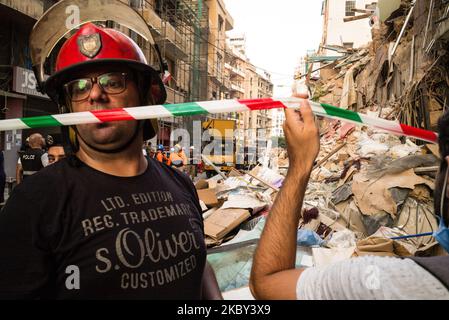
[{"x1": 0, "y1": 2, "x2": 221, "y2": 300}]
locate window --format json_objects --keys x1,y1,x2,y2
[
  {"x1": 345, "y1": 1, "x2": 356, "y2": 16},
  {"x1": 130, "y1": 0, "x2": 143, "y2": 9},
  {"x1": 218, "y1": 15, "x2": 224, "y2": 32},
  {"x1": 217, "y1": 53, "x2": 223, "y2": 76}
]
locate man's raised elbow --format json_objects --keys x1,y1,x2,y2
[
  {"x1": 249, "y1": 275, "x2": 268, "y2": 300},
  {"x1": 249, "y1": 279, "x2": 258, "y2": 299}
]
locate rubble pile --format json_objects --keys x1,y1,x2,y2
[
  {"x1": 195, "y1": 166, "x2": 282, "y2": 248},
  {"x1": 311, "y1": 0, "x2": 449, "y2": 132},
  {"x1": 313, "y1": 47, "x2": 371, "y2": 109},
  {"x1": 301, "y1": 118, "x2": 442, "y2": 267},
  {"x1": 202, "y1": 0, "x2": 449, "y2": 297},
  {"x1": 201, "y1": 116, "x2": 444, "y2": 294}
]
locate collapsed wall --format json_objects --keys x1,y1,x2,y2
[{"x1": 313, "y1": 0, "x2": 449, "y2": 133}]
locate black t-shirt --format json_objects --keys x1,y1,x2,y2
[{"x1": 0, "y1": 156, "x2": 206, "y2": 299}]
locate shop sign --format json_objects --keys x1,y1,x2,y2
[{"x1": 12, "y1": 66, "x2": 49, "y2": 99}]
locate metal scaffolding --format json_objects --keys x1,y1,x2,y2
[
  {"x1": 129, "y1": 0, "x2": 210, "y2": 145},
  {"x1": 139, "y1": 0, "x2": 209, "y2": 103}
]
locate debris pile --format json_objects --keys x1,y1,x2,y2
[
  {"x1": 206, "y1": 0, "x2": 449, "y2": 297},
  {"x1": 196, "y1": 165, "x2": 281, "y2": 248},
  {"x1": 300, "y1": 118, "x2": 442, "y2": 268},
  {"x1": 310, "y1": 0, "x2": 449, "y2": 132},
  {"x1": 202, "y1": 118, "x2": 443, "y2": 294}
]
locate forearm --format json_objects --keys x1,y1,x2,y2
[
  {"x1": 250, "y1": 167, "x2": 311, "y2": 296},
  {"x1": 16, "y1": 167, "x2": 22, "y2": 185},
  {"x1": 250, "y1": 95, "x2": 319, "y2": 300}
]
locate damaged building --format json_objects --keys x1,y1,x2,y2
[{"x1": 311, "y1": 0, "x2": 449, "y2": 132}]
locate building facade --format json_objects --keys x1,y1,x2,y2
[
  {"x1": 226, "y1": 35, "x2": 274, "y2": 158},
  {"x1": 138, "y1": 0, "x2": 215, "y2": 147},
  {"x1": 321, "y1": 0, "x2": 374, "y2": 56},
  {"x1": 206, "y1": 0, "x2": 233, "y2": 101},
  {"x1": 0, "y1": 0, "x2": 60, "y2": 183}
]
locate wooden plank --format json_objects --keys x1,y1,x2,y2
[
  {"x1": 414, "y1": 166, "x2": 439, "y2": 174},
  {"x1": 312, "y1": 143, "x2": 347, "y2": 171},
  {"x1": 352, "y1": 8, "x2": 374, "y2": 14},
  {"x1": 201, "y1": 155, "x2": 227, "y2": 179},
  {"x1": 344, "y1": 13, "x2": 372, "y2": 22}
]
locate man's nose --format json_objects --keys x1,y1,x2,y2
[{"x1": 88, "y1": 82, "x2": 108, "y2": 102}]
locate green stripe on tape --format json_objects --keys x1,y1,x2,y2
[
  {"x1": 21, "y1": 115, "x2": 62, "y2": 128},
  {"x1": 321, "y1": 103, "x2": 362, "y2": 123},
  {"x1": 163, "y1": 102, "x2": 208, "y2": 116}
]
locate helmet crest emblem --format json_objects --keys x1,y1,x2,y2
[{"x1": 77, "y1": 33, "x2": 102, "y2": 58}]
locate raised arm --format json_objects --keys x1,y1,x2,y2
[{"x1": 249, "y1": 94, "x2": 320, "y2": 300}]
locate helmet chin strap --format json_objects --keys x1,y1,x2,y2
[{"x1": 75, "y1": 121, "x2": 144, "y2": 155}]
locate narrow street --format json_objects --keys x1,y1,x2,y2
[{"x1": 0, "y1": 0, "x2": 448, "y2": 303}]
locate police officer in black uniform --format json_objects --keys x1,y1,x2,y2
[{"x1": 16, "y1": 133, "x2": 48, "y2": 184}]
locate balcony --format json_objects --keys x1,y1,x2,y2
[
  {"x1": 225, "y1": 63, "x2": 245, "y2": 79},
  {"x1": 230, "y1": 83, "x2": 245, "y2": 94},
  {"x1": 141, "y1": 8, "x2": 188, "y2": 61},
  {"x1": 165, "y1": 86, "x2": 186, "y2": 104}
]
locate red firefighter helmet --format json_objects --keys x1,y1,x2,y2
[
  {"x1": 30, "y1": 0, "x2": 167, "y2": 143},
  {"x1": 45, "y1": 23, "x2": 166, "y2": 106}
]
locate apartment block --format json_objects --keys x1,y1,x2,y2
[
  {"x1": 225, "y1": 35, "x2": 273, "y2": 155},
  {"x1": 205, "y1": 0, "x2": 233, "y2": 101}
]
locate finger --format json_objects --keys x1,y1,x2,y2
[
  {"x1": 284, "y1": 108, "x2": 304, "y2": 129},
  {"x1": 298, "y1": 98, "x2": 315, "y2": 126}
]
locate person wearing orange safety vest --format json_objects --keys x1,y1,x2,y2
[{"x1": 155, "y1": 144, "x2": 170, "y2": 165}]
